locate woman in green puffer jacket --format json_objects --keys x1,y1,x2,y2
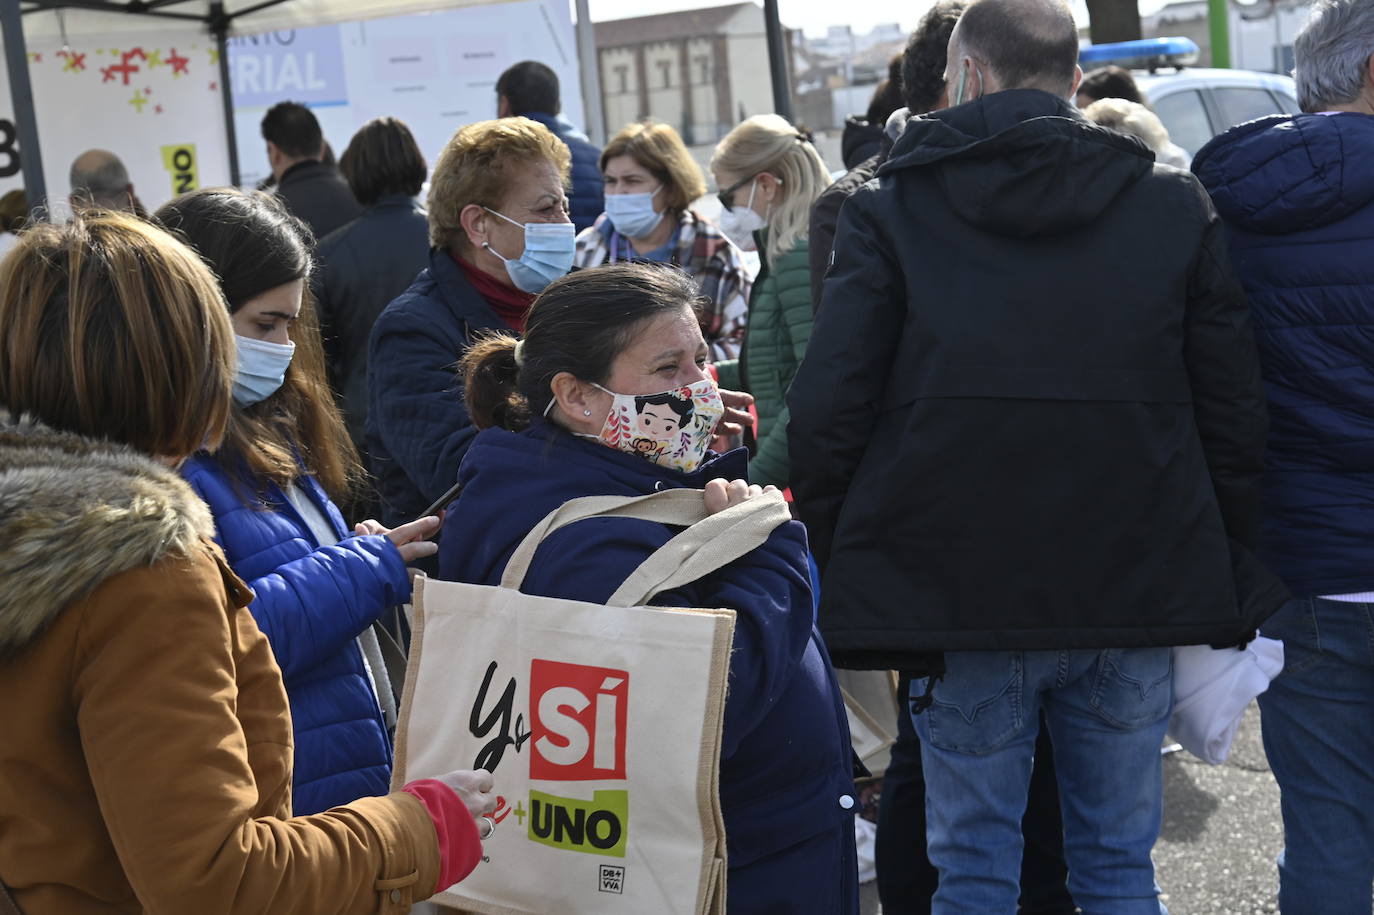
[{"x1": 711, "y1": 115, "x2": 833, "y2": 489}]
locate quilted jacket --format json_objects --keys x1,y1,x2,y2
[
  {"x1": 181, "y1": 453, "x2": 411, "y2": 814},
  {"x1": 366, "y1": 248, "x2": 510, "y2": 526},
  {"x1": 1194, "y1": 111, "x2": 1374, "y2": 597},
  {"x1": 716, "y1": 231, "x2": 814, "y2": 489}
]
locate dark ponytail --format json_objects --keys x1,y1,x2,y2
[
  {"x1": 461, "y1": 263, "x2": 701, "y2": 432},
  {"x1": 463, "y1": 333, "x2": 527, "y2": 431}
]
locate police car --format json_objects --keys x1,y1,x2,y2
[{"x1": 1081, "y1": 37, "x2": 1301, "y2": 156}]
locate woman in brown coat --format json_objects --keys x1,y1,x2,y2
[{"x1": 0, "y1": 213, "x2": 494, "y2": 914}]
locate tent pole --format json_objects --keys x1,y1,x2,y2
[
  {"x1": 1, "y1": 0, "x2": 45, "y2": 213},
  {"x1": 210, "y1": 2, "x2": 240, "y2": 186},
  {"x1": 763, "y1": 0, "x2": 792, "y2": 122},
  {"x1": 573, "y1": 0, "x2": 604, "y2": 146}
]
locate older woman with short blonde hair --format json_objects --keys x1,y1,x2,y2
[
  {"x1": 367, "y1": 117, "x2": 575, "y2": 526},
  {"x1": 574, "y1": 120, "x2": 752, "y2": 361}
]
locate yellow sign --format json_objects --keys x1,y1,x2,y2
[{"x1": 160, "y1": 143, "x2": 198, "y2": 196}]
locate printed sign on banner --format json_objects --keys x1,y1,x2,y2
[
  {"x1": 160, "y1": 144, "x2": 199, "y2": 197},
  {"x1": 228, "y1": 0, "x2": 581, "y2": 191},
  {"x1": 0, "y1": 27, "x2": 230, "y2": 214},
  {"x1": 231, "y1": 27, "x2": 348, "y2": 108}
]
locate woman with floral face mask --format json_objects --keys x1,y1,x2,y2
[
  {"x1": 155, "y1": 189, "x2": 443, "y2": 817},
  {"x1": 573, "y1": 120, "x2": 753, "y2": 362},
  {"x1": 439, "y1": 263, "x2": 860, "y2": 914},
  {"x1": 710, "y1": 115, "x2": 832, "y2": 491}
]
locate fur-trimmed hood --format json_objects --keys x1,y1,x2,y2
[{"x1": 0, "y1": 415, "x2": 215, "y2": 654}]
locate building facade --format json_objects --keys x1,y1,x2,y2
[{"x1": 595, "y1": 3, "x2": 787, "y2": 146}]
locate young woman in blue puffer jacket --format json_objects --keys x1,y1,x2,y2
[{"x1": 158, "y1": 189, "x2": 440, "y2": 815}]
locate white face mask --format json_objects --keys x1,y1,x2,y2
[{"x1": 718, "y1": 179, "x2": 767, "y2": 249}]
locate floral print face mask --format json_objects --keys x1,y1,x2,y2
[{"x1": 592, "y1": 378, "x2": 725, "y2": 473}]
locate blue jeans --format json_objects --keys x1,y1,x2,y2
[
  {"x1": 912, "y1": 648, "x2": 1172, "y2": 915},
  {"x1": 877, "y1": 679, "x2": 1075, "y2": 914},
  {"x1": 1259, "y1": 596, "x2": 1374, "y2": 914}
]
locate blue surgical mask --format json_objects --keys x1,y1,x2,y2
[
  {"x1": 233, "y1": 334, "x2": 295, "y2": 407},
  {"x1": 482, "y1": 208, "x2": 576, "y2": 294},
  {"x1": 604, "y1": 186, "x2": 663, "y2": 239}
]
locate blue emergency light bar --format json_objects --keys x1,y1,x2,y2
[{"x1": 1079, "y1": 36, "x2": 1200, "y2": 71}]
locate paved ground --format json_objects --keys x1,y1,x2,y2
[
  {"x1": 861, "y1": 703, "x2": 1286, "y2": 915},
  {"x1": 1155, "y1": 704, "x2": 1283, "y2": 915}
]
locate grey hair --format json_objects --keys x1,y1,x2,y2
[
  {"x1": 1293, "y1": 0, "x2": 1374, "y2": 112},
  {"x1": 69, "y1": 150, "x2": 131, "y2": 207}
]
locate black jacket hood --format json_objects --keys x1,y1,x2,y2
[
  {"x1": 841, "y1": 115, "x2": 885, "y2": 170},
  {"x1": 879, "y1": 88, "x2": 1156, "y2": 237}
]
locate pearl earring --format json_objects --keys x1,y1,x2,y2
[{"x1": 583, "y1": 409, "x2": 593, "y2": 417}]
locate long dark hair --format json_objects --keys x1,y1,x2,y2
[
  {"x1": 155, "y1": 188, "x2": 362, "y2": 502},
  {"x1": 463, "y1": 264, "x2": 701, "y2": 432}
]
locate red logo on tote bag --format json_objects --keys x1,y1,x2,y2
[{"x1": 529, "y1": 660, "x2": 629, "y2": 781}]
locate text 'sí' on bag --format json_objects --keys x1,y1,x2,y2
[{"x1": 392, "y1": 489, "x2": 794, "y2": 915}]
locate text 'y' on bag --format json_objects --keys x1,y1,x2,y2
[{"x1": 393, "y1": 488, "x2": 794, "y2": 915}]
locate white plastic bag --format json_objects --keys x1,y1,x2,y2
[{"x1": 1168, "y1": 638, "x2": 1284, "y2": 764}]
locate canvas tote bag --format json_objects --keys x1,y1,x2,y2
[{"x1": 393, "y1": 488, "x2": 794, "y2": 914}]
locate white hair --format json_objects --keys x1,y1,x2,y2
[{"x1": 1293, "y1": 0, "x2": 1374, "y2": 112}]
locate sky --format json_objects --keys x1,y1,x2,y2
[{"x1": 584, "y1": 0, "x2": 1178, "y2": 38}]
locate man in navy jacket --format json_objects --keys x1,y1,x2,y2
[
  {"x1": 496, "y1": 61, "x2": 604, "y2": 232},
  {"x1": 1193, "y1": 2, "x2": 1374, "y2": 909}
]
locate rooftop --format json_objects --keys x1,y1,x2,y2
[{"x1": 595, "y1": 2, "x2": 762, "y2": 48}]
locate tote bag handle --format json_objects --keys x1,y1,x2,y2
[{"x1": 500, "y1": 489, "x2": 792, "y2": 607}]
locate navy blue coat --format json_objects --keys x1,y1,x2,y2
[
  {"x1": 438, "y1": 424, "x2": 858, "y2": 914},
  {"x1": 1194, "y1": 112, "x2": 1374, "y2": 597},
  {"x1": 521, "y1": 112, "x2": 604, "y2": 233},
  {"x1": 315, "y1": 193, "x2": 431, "y2": 452},
  {"x1": 366, "y1": 249, "x2": 509, "y2": 527},
  {"x1": 182, "y1": 454, "x2": 410, "y2": 814}
]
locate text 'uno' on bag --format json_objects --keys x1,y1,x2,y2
[{"x1": 392, "y1": 488, "x2": 794, "y2": 914}]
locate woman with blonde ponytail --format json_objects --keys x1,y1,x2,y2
[{"x1": 710, "y1": 115, "x2": 831, "y2": 490}]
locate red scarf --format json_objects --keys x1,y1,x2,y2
[{"x1": 452, "y1": 253, "x2": 535, "y2": 333}]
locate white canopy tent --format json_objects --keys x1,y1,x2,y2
[{"x1": 1, "y1": 0, "x2": 605, "y2": 206}]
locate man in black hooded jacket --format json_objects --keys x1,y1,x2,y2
[{"x1": 788, "y1": 0, "x2": 1285, "y2": 909}]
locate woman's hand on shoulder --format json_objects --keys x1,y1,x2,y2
[
  {"x1": 703, "y1": 478, "x2": 778, "y2": 515},
  {"x1": 353, "y1": 516, "x2": 441, "y2": 563}
]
